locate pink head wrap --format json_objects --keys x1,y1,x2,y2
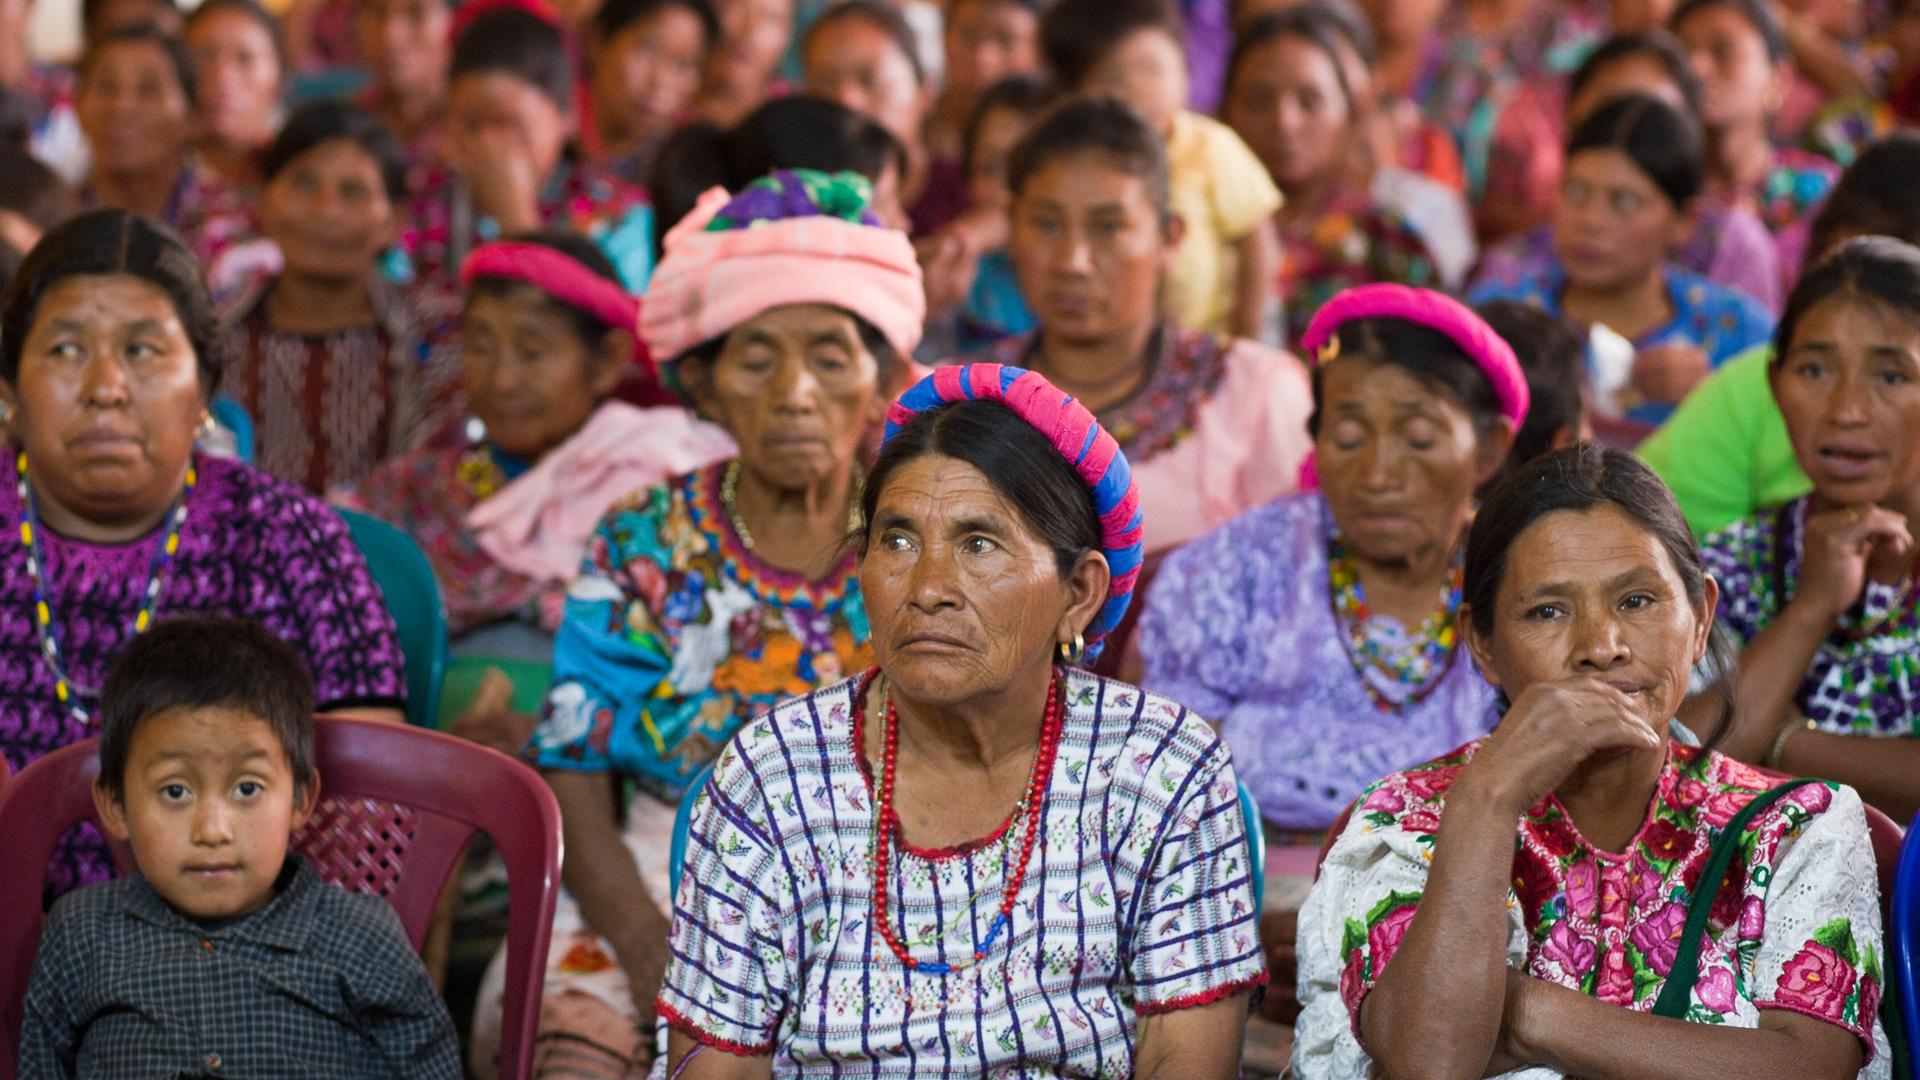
[
  {"x1": 460, "y1": 241, "x2": 654, "y2": 377},
  {"x1": 1301, "y1": 284, "x2": 1530, "y2": 429},
  {"x1": 640, "y1": 178, "x2": 925, "y2": 364}
]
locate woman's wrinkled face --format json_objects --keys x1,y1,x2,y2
[
  {"x1": 1316, "y1": 357, "x2": 1490, "y2": 565},
  {"x1": 448, "y1": 72, "x2": 572, "y2": 183},
  {"x1": 1010, "y1": 152, "x2": 1173, "y2": 347},
  {"x1": 354, "y1": 0, "x2": 452, "y2": 100},
  {"x1": 942, "y1": 0, "x2": 1039, "y2": 104},
  {"x1": 965, "y1": 104, "x2": 1033, "y2": 214},
  {"x1": 1225, "y1": 34, "x2": 1351, "y2": 192},
  {"x1": 1465, "y1": 503, "x2": 1715, "y2": 734},
  {"x1": 259, "y1": 137, "x2": 395, "y2": 282},
  {"x1": 186, "y1": 8, "x2": 283, "y2": 149},
  {"x1": 698, "y1": 304, "x2": 886, "y2": 491},
  {"x1": 803, "y1": 16, "x2": 927, "y2": 149},
  {"x1": 5, "y1": 275, "x2": 204, "y2": 525},
  {"x1": 1675, "y1": 3, "x2": 1778, "y2": 130},
  {"x1": 861, "y1": 453, "x2": 1102, "y2": 708},
  {"x1": 78, "y1": 39, "x2": 193, "y2": 175},
  {"x1": 593, "y1": 6, "x2": 709, "y2": 143},
  {"x1": 1081, "y1": 27, "x2": 1185, "y2": 136},
  {"x1": 1772, "y1": 292, "x2": 1920, "y2": 510},
  {"x1": 706, "y1": 0, "x2": 791, "y2": 93},
  {"x1": 463, "y1": 285, "x2": 622, "y2": 459},
  {"x1": 1551, "y1": 148, "x2": 1684, "y2": 294}
]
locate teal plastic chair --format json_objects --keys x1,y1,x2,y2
[
  {"x1": 338, "y1": 508, "x2": 448, "y2": 729},
  {"x1": 668, "y1": 764, "x2": 1268, "y2": 915},
  {"x1": 206, "y1": 395, "x2": 255, "y2": 464}
]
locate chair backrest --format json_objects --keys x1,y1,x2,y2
[
  {"x1": 0, "y1": 718, "x2": 562, "y2": 1080},
  {"x1": 1238, "y1": 781, "x2": 1267, "y2": 915},
  {"x1": 338, "y1": 507, "x2": 449, "y2": 729}
]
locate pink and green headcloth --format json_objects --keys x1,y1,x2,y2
[{"x1": 884, "y1": 364, "x2": 1144, "y2": 644}]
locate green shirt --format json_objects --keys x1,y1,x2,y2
[{"x1": 1636, "y1": 346, "x2": 1811, "y2": 538}]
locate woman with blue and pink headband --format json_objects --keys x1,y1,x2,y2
[
  {"x1": 660, "y1": 362, "x2": 1265, "y2": 1077},
  {"x1": 1138, "y1": 284, "x2": 1528, "y2": 847}
]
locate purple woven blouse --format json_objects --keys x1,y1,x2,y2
[
  {"x1": 0, "y1": 453, "x2": 406, "y2": 896},
  {"x1": 1136, "y1": 493, "x2": 1500, "y2": 831}
]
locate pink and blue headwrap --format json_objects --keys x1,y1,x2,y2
[{"x1": 883, "y1": 364, "x2": 1144, "y2": 644}]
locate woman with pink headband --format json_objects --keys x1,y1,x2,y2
[
  {"x1": 1139, "y1": 284, "x2": 1524, "y2": 836},
  {"x1": 504, "y1": 169, "x2": 919, "y2": 1078},
  {"x1": 660, "y1": 362, "x2": 1264, "y2": 1077},
  {"x1": 339, "y1": 227, "x2": 733, "y2": 1076}
]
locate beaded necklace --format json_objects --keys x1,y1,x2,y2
[
  {"x1": 719, "y1": 459, "x2": 863, "y2": 552},
  {"x1": 868, "y1": 672, "x2": 1064, "y2": 976},
  {"x1": 1326, "y1": 530, "x2": 1464, "y2": 713},
  {"x1": 16, "y1": 450, "x2": 195, "y2": 725}
]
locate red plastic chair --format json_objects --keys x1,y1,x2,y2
[{"x1": 0, "y1": 717, "x2": 562, "y2": 1080}]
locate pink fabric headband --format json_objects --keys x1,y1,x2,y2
[
  {"x1": 1300, "y1": 284, "x2": 1530, "y2": 429},
  {"x1": 460, "y1": 241, "x2": 653, "y2": 375},
  {"x1": 641, "y1": 186, "x2": 925, "y2": 363}
]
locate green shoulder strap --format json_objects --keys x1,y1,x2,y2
[{"x1": 1650, "y1": 777, "x2": 1822, "y2": 1020}]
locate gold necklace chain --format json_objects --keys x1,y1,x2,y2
[{"x1": 720, "y1": 459, "x2": 864, "y2": 552}]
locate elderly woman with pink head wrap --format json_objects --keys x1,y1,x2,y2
[
  {"x1": 469, "y1": 169, "x2": 923, "y2": 1079},
  {"x1": 1138, "y1": 285, "x2": 1528, "y2": 841},
  {"x1": 659, "y1": 363, "x2": 1265, "y2": 1077}
]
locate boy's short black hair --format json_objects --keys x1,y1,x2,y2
[
  {"x1": 1040, "y1": 0, "x2": 1182, "y2": 90},
  {"x1": 98, "y1": 617, "x2": 318, "y2": 800}
]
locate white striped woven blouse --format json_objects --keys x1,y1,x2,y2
[{"x1": 658, "y1": 667, "x2": 1267, "y2": 1076}]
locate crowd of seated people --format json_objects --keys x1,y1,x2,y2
[{"x1": 0, "y1": 0, "x2": 1917, "y2": 1076}]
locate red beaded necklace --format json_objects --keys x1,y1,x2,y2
[{"x1": 868, "y1": 672, "x2": 1065, "y2": 976}]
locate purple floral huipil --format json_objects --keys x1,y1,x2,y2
[
  {"x1": 0, "y1": 453, "x2": 406, "y2": 897},
  {"x1": 1137, "y1": 493, "x2": 1500, "y2": 831}
]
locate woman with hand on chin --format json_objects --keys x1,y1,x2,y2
[
  {"x1": 660, "y1": 363, "x2": 1264, "y2": 1077},
  {"x1": 1697, "y1": 236, "x2": 1920, "y2": 823},
  {"x1": 1294, "y1": 444, "x2": 1888, "y2": 1080}
]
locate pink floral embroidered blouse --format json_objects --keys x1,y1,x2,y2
[{"x1": 1293, "y1": 739, "x2": 1889, "y2": 1079}]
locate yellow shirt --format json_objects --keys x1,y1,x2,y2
[{"x1": 1164, "y1": 110, "x2": 1283, "y2": 334}]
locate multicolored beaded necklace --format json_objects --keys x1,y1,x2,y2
[
  {"x1": 16, "y1": 450, "x2": 195, "y2": 725},
  {"x1": 868, "y1": 672, "x2": 1064, "y2": 976},
  {"x1": 1326, "y1": 530, "x2": 1464, "y2": 713}
]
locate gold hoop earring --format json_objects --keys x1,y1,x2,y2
[{"x1": 1058, "y1": 631, "x2": 1086, "y2": 666}]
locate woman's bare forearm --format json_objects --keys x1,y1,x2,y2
[
  {"x1": 1511, "y1": 979, "x2": 1863, "y2": 1080},
  {"x1": 1360, "y1": 782, "x2": 1522, "y2": 1080},
  {"x1": 1725, "y1": 600, "x2": 1834, "y2": 760},
  {"x1": 1779, "y1": 728, "x2": 1920, "y2": 823},
  {"x1": 545, "y1": 770, "x2": 674, "y2": 1012}
]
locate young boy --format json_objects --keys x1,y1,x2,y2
[
  {"x1": 19, "y1": 616, "x2": 461, "y2": 1080},
  {"x1": 1041, "y1": 0, "x2": 1282, "y2": 343}
]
